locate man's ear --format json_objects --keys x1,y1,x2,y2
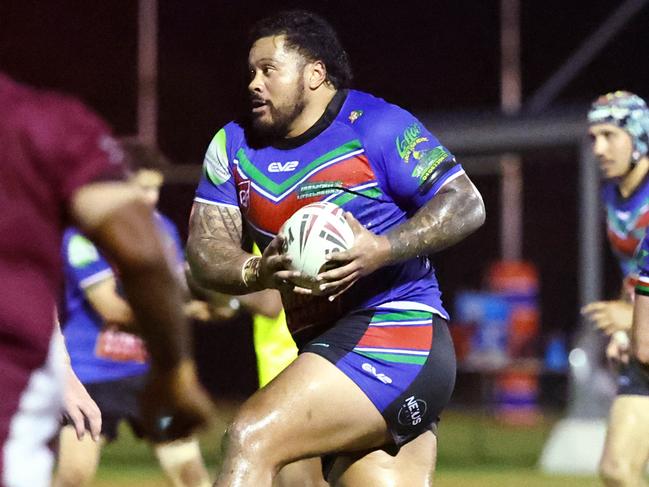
[{"x1": 306, "y1": 60, "x2": 327, "y2": 90}]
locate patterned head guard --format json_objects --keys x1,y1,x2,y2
[{"x1": 588, "y1": 91, "x2": 649, "y2": 164}]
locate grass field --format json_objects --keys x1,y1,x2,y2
[{"x1": 86, "y1": 407, "x2": 602, "y2": 486}]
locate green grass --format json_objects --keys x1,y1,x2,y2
[
  {"x1": 437, "y1": 410, "x2": 552, "y2": 467},
  {"x1": 92, "y1": 407, "x2": 600, "y2": 486}
]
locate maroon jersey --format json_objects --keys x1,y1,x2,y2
[{"x1": 0, "y1": 73, "x2": 124, "y2": 371}]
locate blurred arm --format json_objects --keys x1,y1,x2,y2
[
  {"x1": 70, "y1": 181, "x2": 190, "y2": 371},
  {"x1": 54, "y1": 324, "x2": 102, "y2": 441},
  {"x1": 581, "y1": 300, "x2": 633, "y2": 335},
  {"x1": 632, "y1": 294, "x2": 649, "y2": 365},
  {"x1": 84, "y1": 276, "x2": 135, "y2": 327},
  {"x1": 187, "y1": 264, "x2": 282, "y2": 320},
  {"x1": 238, "y1": 289, "x2": 283, "y2": 318}
]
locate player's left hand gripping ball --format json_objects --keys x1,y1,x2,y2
[
  {"x1": 317, "y1": 211, "x2": 391, "y2": 300},
  {"x1": 140, "y1": 360, "x2": 215, "y2": 442}
]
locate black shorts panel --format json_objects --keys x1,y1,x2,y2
[
  {"x1": 83, "y1": 374, "x2": 147, "y2": 441},
  {"x1": 617, "y1": 359, "x2": 649, "y2": 396}
]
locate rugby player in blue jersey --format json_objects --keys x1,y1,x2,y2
[
  {"x1": 582, "y1": 91, "x2": 649, "y2": 486},
  {"x1": 187, "y1": 11, "x2": 485, "y2": 486},
  {"x1": 54, "y1": 141, "x2": 211, "y2": 487}
]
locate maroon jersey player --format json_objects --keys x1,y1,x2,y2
[{"x1": 0, "y1": 73, "x2": 212, "y2": 486}]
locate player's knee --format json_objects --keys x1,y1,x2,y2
[
  {"x1": 54, "y1": 463, "x2": 96, "y2": 487},
  {"x1": 224, "y1": 410, "x2": 278, "y2": 464},
  {"x1": 225, "y1": 417, "x2": 265, "y2": 455},
  {"x1": 155, "y1": 438, "x2": 210, "y2": 487}
]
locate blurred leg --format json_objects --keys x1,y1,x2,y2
[
  {"x1": 52, "y1": 425, "x2": 103, "y2": 487},
  {"x1": 154, "y1": 436, "x2": 211, "y2": 487},
  {"x1": 329, "y1": 430, "x2": 436, "y2": 487},
  {"x1": 599, "y1": 395, "x2": 649, "y2": 487}
]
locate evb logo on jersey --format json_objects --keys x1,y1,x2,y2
[{"x1": 268, "y1": 161, "x2": 299, "y2": 173}]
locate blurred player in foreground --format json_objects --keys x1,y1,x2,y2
[
  {"x1": 0, "y1": 72, "x2": 213, "y2": 486},
  {"x1": 53, "y1": 142, "x2": 210, "y2": 487},
  {"x1": 187, "y1": 10, "x2": 485, "y2": 486},
  {"x1": 582, "y1": 91, "x2": 649, "y2": 486}
]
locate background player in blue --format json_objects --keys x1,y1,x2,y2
[
  {"x1": 582, "y1": 92, "x2": 649, "y2": 486},
  {"x1": 55, "y1": 141, "x2": 211, "y2": 487},
  {"x1": 187, "y1": 10, "x2": 485, "y2": 486},
  {"x1": 631, "y1": 229, "x2": 649, "y2": 461}
]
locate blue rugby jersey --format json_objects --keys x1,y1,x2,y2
[
  {"x1": 601, "y1": 176, "x2": 649, "y2": 287},
  {"x1": 195, "y1": 90, "x2": 465, "y2": 334},
  {"x1": 61, "y1": 214, "x2": 183, "y2": 383}
]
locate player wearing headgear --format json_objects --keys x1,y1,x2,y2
[
  {"x1": 187, "y1": 10, "x2": 485, "y2": 486},
  {"x1": 581, "y1": 91, "x2": 649, "y2": 486}
]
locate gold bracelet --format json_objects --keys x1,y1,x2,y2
[{"x1": 241, "y1": 256, "x2": 261, "y2": 289}]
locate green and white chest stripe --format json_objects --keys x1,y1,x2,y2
[{"x1": 234, "y1": 140, "x2": 365, "y2": 203}]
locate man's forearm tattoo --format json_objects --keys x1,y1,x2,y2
[{"x1": 386, "y1": 176, "x2": 485, "y2": 263}]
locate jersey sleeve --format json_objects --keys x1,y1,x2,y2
[
  {"x1": 636, "y1": 234, "x2": 649, "y2": 296},
  {"x1": 360, "y1": 107, "x2": 464, "y2": 213},
  {"x1": 64, "y1": 230, "x2": 114, "y2": 291},
  {"x1": 32, "y1": 96, "x2": 126, "y2": 207},
  {"x1": 194, "y1": 127, "x2": 239, "y2": 207}
]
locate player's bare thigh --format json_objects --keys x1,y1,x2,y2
[
  {"x1": 328, "y1": 430, "x2": 436, "y2": 487},
  {"x1": 225, "y1": 352, "x2": 391, "y2": 466},
  {"x1": 600, "y1": 395, "x2": 649, "y2": 474},
  {"x1": 53, "y1": 425, "x2": 104, "y2": 487}
]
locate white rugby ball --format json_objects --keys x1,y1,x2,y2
[{"x1": 279, "y1": 202, "x2": 355, "y2": 291}]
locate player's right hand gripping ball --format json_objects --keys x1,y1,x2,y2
[{"x1": 279, "y1": 202, "x2": 355, "y2": 293}]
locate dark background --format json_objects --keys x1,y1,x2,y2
[{"x1": 2, "y1": 1, "x2": 647, "y2": 395}]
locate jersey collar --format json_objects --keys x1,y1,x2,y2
[{"x1": 271, "y1": 89, "x2": 349, "y2": 150}]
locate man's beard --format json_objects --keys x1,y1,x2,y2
[{"x1": 251, "y1": 85, "x2": 305, "y2": 140}]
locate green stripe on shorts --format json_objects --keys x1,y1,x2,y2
[
  {"x1": 371, "y1": 310, "x2": 431, "y2": 323},
  {"x1": 358, "y1": 351, "x2": 428, "y2": 365}
]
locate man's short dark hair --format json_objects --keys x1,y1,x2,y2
[
  {"x1": 249, "y1": 10, "x2": 353, "y2": 89},
  {"x1": 118, "y1": 137, "x2": 171, "y2": 172}
]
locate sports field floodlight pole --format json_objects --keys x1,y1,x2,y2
[
  {"x1": 137, "y1": 0, "x2": 158, "y2": 147},
  {"x1": 500, "y1": 0, "x2": 523, "y2": 262}
]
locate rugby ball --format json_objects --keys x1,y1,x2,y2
[{"x1": 279, "y1": 202, "x2": 355, "y2": 291}]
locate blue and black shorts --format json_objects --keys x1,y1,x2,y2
[
  {"x1": 299, "y1": 306, "x2": 456, "y2": 447},
  {"x1": 69, "y1": 374, "x2": 147, "y2": 442}
]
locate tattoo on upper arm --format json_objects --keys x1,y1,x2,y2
[
  {"x1": 193, "y1": 203, "x2": 243, "y2": 245},
  {"x1": 188, "y1": 203, "x2": 248, "y2": 292}
]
